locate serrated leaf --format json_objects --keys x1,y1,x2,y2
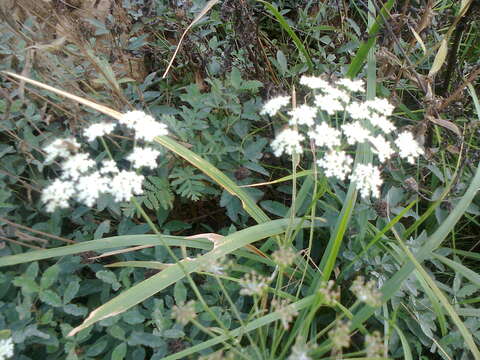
[
  {"x1": 429, "y1": 38, "x2": 448, "y2": 77},
  {"x1": 40, "y1": 289, "x2": 63, "y2": 307},
  {"x1": 40, "y1": 264, "x2": 60, "y2": 289}
]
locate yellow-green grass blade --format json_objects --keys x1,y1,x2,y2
[
  {"x1": 414, "y1": 270, "x2": 448, "y2": 336},
  {"x1": 0, "y1": 235, "x2": 211, "y2": 267},
  {"x1": 162, "y1": 295, "x2": 316, "y2": 360},
  {"x1": 68, "y1": 218, "x2": 309, "y2": 336},
  {"x1": 392, "y1": 323, "x2": 413, "y2": 360},
  {"x1": 257, "y1": 1, "x2": 314, "y2": 72}
]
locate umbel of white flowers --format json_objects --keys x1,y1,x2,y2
[
  {"x1": 263, "y1": 75, "x2": 424, "y2": 199},
  {"x1": 41, "y1": 111, "x2": 168, "y2": 212}
]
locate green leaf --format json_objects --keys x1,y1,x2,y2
[
  {"x1": 111, "y1": 343, "x2": 127, "y2": 360},
  {"x1": 128, "y1": 332, "x2": 164, "y2": 348},
  {"x1": 85, "y1": 339, "x2": 108, "y2": 357},
  {"x1": 276, "y1": 50, "x2": 288, "y2": 75},
  {"x1": 40, "y1": 289, "x2": 63, "y2": 307},
  {"x1": 0, "y1": 235, "x2": 212, "y2": 267},
  {"x1": 122, "y1": 308, "x2": 145, "y2": 325},
  {"x1": 230, "y1": 67, "x2": 242, "y2": 89},
  {"x1": 12, "y1": 276, "x2": 40, "y2": 294},
  {"x1": 96, "y1": 270, "x2": 121, "y2": 291},
  {"x1": 63, "y1": 280, "x2": 80, "y2": 304},
  {"x1": 40, "y1": 264, "x2": 60, "y2": 289},
  {"x1": 260, "y1": 200, "x2": 289, "y2": 217},
  {"x1": 173, "y1": 280, "x2": 187, "y2": 304},
  {"x1": 94, "y1": 220, "x2": 111, "y2": 240}
]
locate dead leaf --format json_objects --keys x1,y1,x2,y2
[{"x1": 427, "y1": 115, "x2": 462, "y2": 136}]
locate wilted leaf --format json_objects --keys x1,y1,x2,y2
[{"x1": 428, "y1": 38, "x2": 448, "y2": 77}]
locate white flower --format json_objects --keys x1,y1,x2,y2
[
  {"x1": 76, "y1": 171, "x2": 110, "y2": 207},
  {"x1": 300, "y1": 75, "x2": 330, "y2": 90},
  {"x1": 120, "y1": 111, "x2": 168, "y2": 142},
  {"x1": 271, "y1": 128, "x2": 304, "y2": 157},
  {"x1": 365, "y1": 98, "x2": 395, "y2": 116},
  {"x1": 314, "y1": 94, "x2": 344, "y2": 115},
  {"x1": 395, "y1": 132, "x2": 423, "y2": 164},
  {"x1": 260, "y1": 96, "x2": 291, "y2": 116},
  {"x1": 83, "y1": 122, "x2": 116, "y2": 142},
  {"x1": 120, "y1": 110, "x2": 153, "y2": 129},
  {"x1": 41, "y1": 179, "x2": 75, "y2": 212},
  {"x1": 346, "y1": 101, "x2": 371, "y2": 120},
  {"x1": 337, "y1": 78, "x2": 365, "y2": 92},
  {"x1": 289, "y1": 104, "x2": 317, "y2": 126},
  {"x1": 134, "y1": 119, "x2": 168, "y2": 142},
  {"x1": 288, "y1": 337, "x2": 312, "y2": 360},
  {"x1": 368, "y1": 135, "x2": 394, "y2": 163},
  {"x1": 308, "y1": 123, "x2": 341, "y2": 149},
  {"x1": 324, "y1": 85, "x2": 351, "y2": 103},
  {"x1": 0, "y1": 337, "x2": 14, "y2": 360},
  {"x1": 341, "y1": 121, "x2": 371, "y2": 145},
  {"x1": 351, "y1": 163, "x2": 382, "y2": 198},
  {"x1": 350, "y1": 276, "x2": 382, "y2": 307},
  {"x1": 317, "y1": 151, "x2": 353, "y2": 180},
  {"x1": 60, "y1": 153, "x2": 96, "y2": 180},
  {"x1": 109, "y1": 170, "x2": 144, "y2": 202},
  {"x1": 99, "y1": 159, "x2": 119, "y2": 174},
  {"x1": 43, "y1": 138, "x2": 80, "y2": 163},
  {"x1": 240, "y1": 271, "x2": 270, "y2": 296},
  {"x1": 171, "y1": 301, "x2": 197, "y2": 325},
  {"x1": 369, "y1": 113, "x2": 396, "y2": 133},
  {"x1": 127, "y1": 147, "x2": 161, "y2": 169}
]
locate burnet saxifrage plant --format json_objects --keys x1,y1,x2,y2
[{"x1": 264, "y1": 75, "x2": 423, "y2": 199}]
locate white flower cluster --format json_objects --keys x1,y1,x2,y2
[
  {"x1": 41, "y1": 111, "x2": 168, "y2": 212},
  {"x1": 0, "y1": 338, "x2": 13, "y2": 360},
  {"x1": 262, "y1": 75, "x2": 424, "y2": 199}
]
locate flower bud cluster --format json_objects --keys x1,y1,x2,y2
[{"x1": 262, "y1": 76, "x2": 423, "y2": 199}]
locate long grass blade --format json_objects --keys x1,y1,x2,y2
[
  {"x1": 68, "y1": 218, "x2": 309, "y2": 336},
  {"x1": 0, "y1": 235, "x2": 211, "y2": 267},
  {"x1": 257, "y1": 0, "x2": 314, "y2": 71}
]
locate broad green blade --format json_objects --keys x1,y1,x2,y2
[
  {"x1": 68, "y1": 218, "x2": 309, "y2": 336},
  {"x1": 0, "y1": 235, "x2": 211, "y2": 267}
]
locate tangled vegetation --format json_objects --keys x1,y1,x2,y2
[{"x1": 1, "y1": 0, "x2": 480, "y2": 359}]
